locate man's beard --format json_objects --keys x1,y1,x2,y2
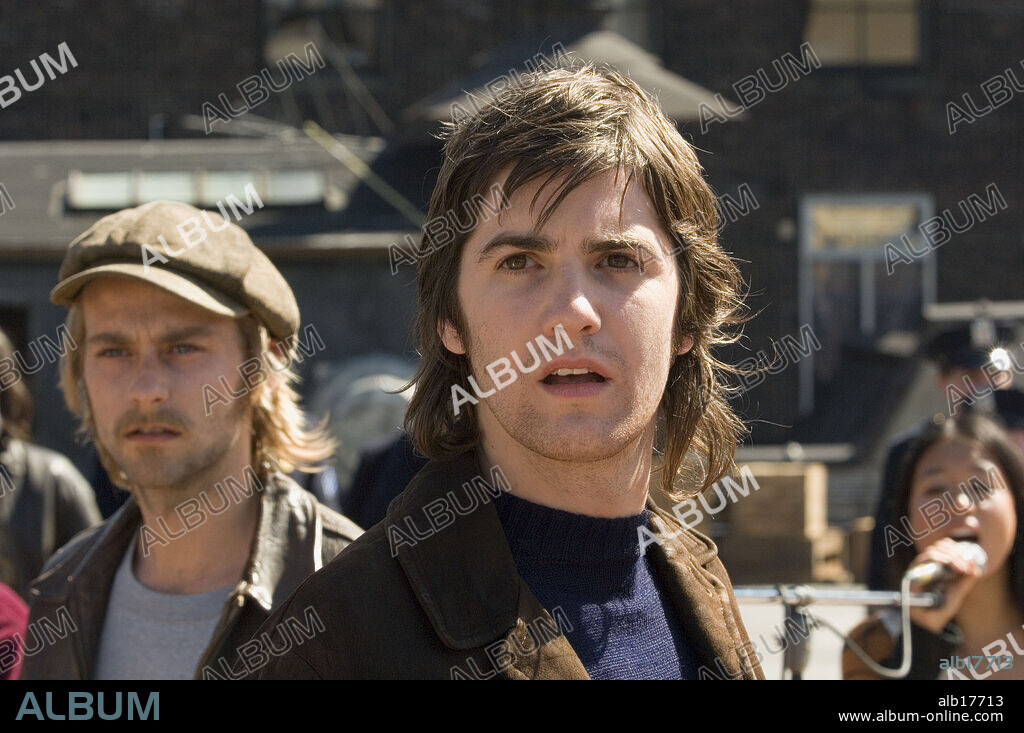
[{"x1": 91, "y1": 396, "x2": 250, "y2": 496}]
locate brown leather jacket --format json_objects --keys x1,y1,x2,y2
[
  {"x1": 20, "y1": 471, "x2": 362, "y2": 680},
  {"x1": 248, "y1": 452, "x2": 765, "y2": 680}
]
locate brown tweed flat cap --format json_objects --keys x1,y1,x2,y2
[{"x1": 50, "y1": 200, "x2": 299, "y2": 340}]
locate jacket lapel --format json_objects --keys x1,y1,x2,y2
[
  {"x1": 645, "y1": 504, "x2": 750, "y2": 679},
  {"x1": 390, "y1": 451, "x2": 589, "y2": 679},
  {"x1": 31, "y1": 499, "x2": 140, "y2": 678},
  {"x1": 505, "y1": 587, "x2": 590, "y2": 679},
  {"x1": 238, "y1": 472, "x2": 320, "y2": 612},
  {"x1": 391, "y1": 452, "x2": 521, "y2": 650}
]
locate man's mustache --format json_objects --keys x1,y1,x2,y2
[{"x1": 116, "y1": 409, "x2": 191, "y2": 435}]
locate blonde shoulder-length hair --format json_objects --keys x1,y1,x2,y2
[{"x1": 60, "y1": 298, "x2": 334, "y2": 489}]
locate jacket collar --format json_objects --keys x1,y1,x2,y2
[
  {"x1": 241, "y1": 471, "x2": 323, "y2": 612},
  {"x1": 30, "y1": 470, "x2": 322, "y2": 669},
  {"x1": 389, "y1": 451, "x2": 748, "y2": 676},
  {"x1": 389, "y1": 452, "x2": 520, "y2": 650},
  {"x1": 31, "y1": 496, "x2": 140, "y2": 676},
  {"x1": 645, "y1": 505, "x2": 751, "y2": 678}
]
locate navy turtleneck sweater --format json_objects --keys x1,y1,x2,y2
[{"x1": 492, "y1": 490, "x2": 698, "y2": 680}]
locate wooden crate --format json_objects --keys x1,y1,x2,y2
[
  {"x1": 648, "y1": 461, "x2": 828, "y2": 540},
  {"x1": 846, "y1": 516, "x2": 876, "y2": 585},
  {"x1": 726, "y1": 462, "x2": 828, "y2": 540}
]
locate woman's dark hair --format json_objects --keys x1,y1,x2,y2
[
  {"x1": 0, "y1": 325, "x2": 33, "y2": 445},
  {"x1": 883, "y1": 412, "x2": 1024, "y2": 613}
]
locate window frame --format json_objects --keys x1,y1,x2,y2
[{"x1": 797, "y1": 191, "x2": 936, "y2": 415}]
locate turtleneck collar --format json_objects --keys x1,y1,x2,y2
[{"x1": 492, "y1": 490, "x2": 647, "y2": 564}]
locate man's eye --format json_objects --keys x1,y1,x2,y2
[
  {"x1": 97, "y1": 348, "x2": 127, "y2": 358},
  {"x1": 172, "y1": 344, "x2": 199, "y2": 354},
  {"x1": 602, "y1": 252, "x2": 638, "y2": 269},
  {"x1": 499, "y1": 254, "x2": 534, "y2": 272}
]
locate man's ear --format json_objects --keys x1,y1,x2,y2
[
  {"x1": 439, "y1": 320, "x2": 466, "y2": 355},
  {"x1": 268, "y1": 338, "x2": 286, "y2": 361},
  {"x1": 677, "y1": 334, "x2": 694, "y2": 356}
]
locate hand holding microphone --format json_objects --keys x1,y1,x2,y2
[
  {"x1": 906, "y1": 540, "x2": 987, "y2": 588},
  {"x1": 907, "y1": 538, "x2": 987, "y2": 633}
]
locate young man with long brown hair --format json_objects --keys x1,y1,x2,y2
[
  {"x1": 20, "y1": 201, "x2": 361, "y2": 680},
  {"x1": 251, "y1": 64, "x2": 763, "y2": 680}
]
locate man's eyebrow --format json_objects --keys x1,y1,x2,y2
[
  {"x1": 86, "y1": 332, "x2": 130, "y2": 345},
  {"x1": 477, "y1": 232, "x2": 665, "y2": 263},
  {"x1": 477, "y1": 233, "x2": 555, "y2": 262},
  {"x1": 582, "y1": 235, "x2": 662, "y2": 261},
  {"x1": 86, "y1": 325, "x2": 217, "y2": 345}
]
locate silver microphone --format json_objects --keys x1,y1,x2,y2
[{"x1": 905, "y1": 541, "x2": 988, "y2": 589}]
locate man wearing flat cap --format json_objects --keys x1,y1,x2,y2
[{"x1": 20, "y1": 201, "x2": 362, "y2": 680}]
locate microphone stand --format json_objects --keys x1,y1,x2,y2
[{"x1": 733, "y1": 585, "x2": 943, "y2": 680}]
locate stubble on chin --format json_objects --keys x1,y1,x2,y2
[
  {"x1": 94, "y1": 397, "x2": 250, "y2": 500},
  {"x1": 464, "y1": 331, "x2": 659, "y2": 462},
  {"x1": 478, "y1": 381, "x2": 649, "y2": 463}
]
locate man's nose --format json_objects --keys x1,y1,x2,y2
[
  {"x1": 540, "y1": 264, "x2": 601, "y2": 340},
  {"x1": 128, "y1": 352, "x2": 170, "y2": 407}
]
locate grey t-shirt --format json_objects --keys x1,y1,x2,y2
[{"x1": 93, "y1": 534, "x2": 234, "y2": 680}]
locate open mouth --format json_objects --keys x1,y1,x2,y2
[
  {"x1": 948, "y1": 529, "x2": 980, "y2": 543},
  {"x1": 541, "y1": 368, "x2": 607, "y2": 386}
]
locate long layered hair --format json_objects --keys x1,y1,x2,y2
[
  {"x1": 405, "y1": 65, "x2": 748, "y2": 498},
  {"x1": 883, "y1": 413, "x2": 1024, "y2": 612},
  {"x1": 59, "y1": 300, "x2": 333, "y2": 489}
]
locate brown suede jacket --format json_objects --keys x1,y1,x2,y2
[
  {"x1": 247, "y1": 452, "x2": 765, "y2": 680},
  {"x1": 20, "y1": 471, "x2": 362, "y2": 680}
]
